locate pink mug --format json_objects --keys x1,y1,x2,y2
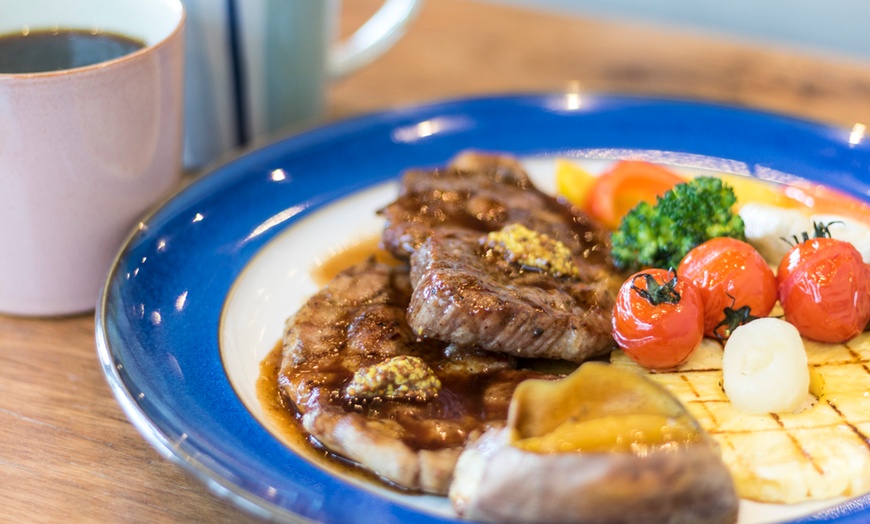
[{"x1": 0, "y1": 0, "x2": 186, "y2": 316}]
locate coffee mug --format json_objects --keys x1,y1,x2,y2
[
  {"x1": 0, "y1": 0, "x2": 185, "y2": 316},
  {"x1": 181, "y1": 0, "x2": 423, "y2": 169}
]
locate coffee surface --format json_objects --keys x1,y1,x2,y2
[{"x1": 0, "y1": 29, "x2": 145, "y2": 74}]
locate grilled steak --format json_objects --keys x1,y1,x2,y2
[
  {"x1": 381, "y1": 151, "x2": 622, "y2": 363},
  {"x1": 279, "y1": 258, "x2": 550, "y2": 494},
  {"x1": 408, "y1": 229, "x2": 617, "y2": 362},
  {"x1": 277, "y1": 152, "x2": 623, "y2": 493},
  {"x1": 380, "y1": 151, "x2": 611, "y2": 265}
]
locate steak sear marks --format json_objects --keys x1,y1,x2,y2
[
  {"x1": 279, "y1": 259, "x2": 549, "y2": 493},
  {"x1": 379, "y1": 151, "x2": 612, "y2": 268},
  {"x1": 409, "y1": 229, "x2": 617, "y2": 362},
  {"x1": 381, "y1": 151, "x2": 622, "y2": 363}
]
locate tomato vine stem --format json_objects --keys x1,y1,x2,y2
[{"x1": 631, "y1": 269, "x2": 681, "y2": 306}]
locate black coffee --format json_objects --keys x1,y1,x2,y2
[{"x1": 0, "y1": 29, "x2": 146, "y2": 74}]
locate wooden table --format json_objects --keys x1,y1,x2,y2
[{"x1": 2, "y1": 1, "x2": 869, "y2": 521}]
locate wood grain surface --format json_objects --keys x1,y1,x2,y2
[{"x1": 2, "y1": 0, "x2": 868, "y2": 522}]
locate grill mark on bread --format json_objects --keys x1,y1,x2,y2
[
  {"x1": 826, "y1": 400, "x2": 870, "y2": 453},
  {"x1": 680, "y1": 374, "x2": 702, "y2": 398},
  {"x1": 823, "y1": 346, "x2": 870, "y2": 454},
  {"x1": 781, "y1": 424, "x2": 825, "y2": 476},
  {"x1": 614, "y1": 333, "x2": 870, "y2": 501},
  {"x1": 767, "y1": 412, "x2": 823, "y2": 476}
]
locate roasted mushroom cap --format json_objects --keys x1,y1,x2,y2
[{"x1": 449, "y1": 362, "x2": 738, "y2": 524}]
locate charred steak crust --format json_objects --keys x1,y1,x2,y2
[
  {"x1": 381, "y1": 151, "x2": 621, "y2": 363},
  {"x1": 408, "y1": 229, "x2": 616, "y2": 363},
  {"x1": 279, "y1": 259, "x2": 547, "y2": 494},
  {"x1": 379, "y1": 151, "x2": 612, "y2": 266}
]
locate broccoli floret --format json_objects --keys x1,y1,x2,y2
[{"x1": 611, "y1": 176, "x2": 745, "y2": 271}]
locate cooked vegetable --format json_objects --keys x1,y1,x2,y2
[
  {"x1": 678, "y1": 237, "x2": 777, "y2": 339},
  {"x1": 716, "y1": 173, "x2": 802, "y2": 210},
  {"x1": 508, "y1": 362, "x2": 704, "y2": 453},
  {"x1": 739, "y1": 202, "x2": 813, "y2": 264},
  {"x1": 740, "y1": 202, "x2": 870, "y2": 265},
  {"x1": 811, "y1": 214, "x2": 870, "y2": 263},
  {"x1": 722, "y1": 318, "x2": 810, "y2": 414},
  {"x1": 554, "y1": 159, "x2": 685, "y2": 230},
  {"x1": 784, "y1": 181, "x2": 870, "y2": 225},
  {"x1": 554, "y1": 158, "x2": 596, "y2": 208},
  {"x1": 612, "y1": 268, "x2": 704, "y2": 371},
  {"x1": 611, "y1": 176, "x2": 746, "y2": 271},
  {"x1": 583, "y1": 160, "x2": 685, "y2": 230},
  {"x1": 449, "y1": 362, "x2": 739, "y2": 524},
  {"x1": 777, "y1": 223, "x2": 870, "y2": 343}
]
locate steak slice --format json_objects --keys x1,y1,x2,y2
[
  {"x1": 379, "y1": 151, "x2": 612, "y2": 266},
  {"x1": 279, "y1": 258, "x2": 549, "y2": 494},
  {"x1": 408, "y1": 229, "x2": 617, "y2": 363},
  {"x1": 381, "y1": 151, "x2": 621, "y2": 363}
]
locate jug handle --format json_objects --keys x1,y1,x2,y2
[{"x1": 328, "y1": 0, "x2": 424, "y2": 79}]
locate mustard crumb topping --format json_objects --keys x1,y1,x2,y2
[
  {"x1": 345, "y1": 355, "x2": 441, "y2": 402},
  {"x1": 485, "y1": 223, "x2": 580, "y2": 278}
]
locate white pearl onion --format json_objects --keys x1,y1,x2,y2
[{"x1": 723, "y1": 318, "x2": 810, "y2": 414}]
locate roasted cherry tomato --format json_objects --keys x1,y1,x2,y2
[
  {"x1": 678, "y1": 237, "x2": 777, "y2": 339},
  {"x1": 613, "y1": 268, "x2": 704, "y2": 371},
  {"x1": 777, "y1": 229, "x2": 870, "y2": 343},
  {"x1": 584, "y1": 160, "x2": 685, "y2": 230}
]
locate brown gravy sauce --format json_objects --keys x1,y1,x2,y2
[
  {"x1": 310, "y1": 236, "x2": 401, "y2": 287},
  {"x1": 256, "y1": 341, "x2": 402, "y2": 489}
]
